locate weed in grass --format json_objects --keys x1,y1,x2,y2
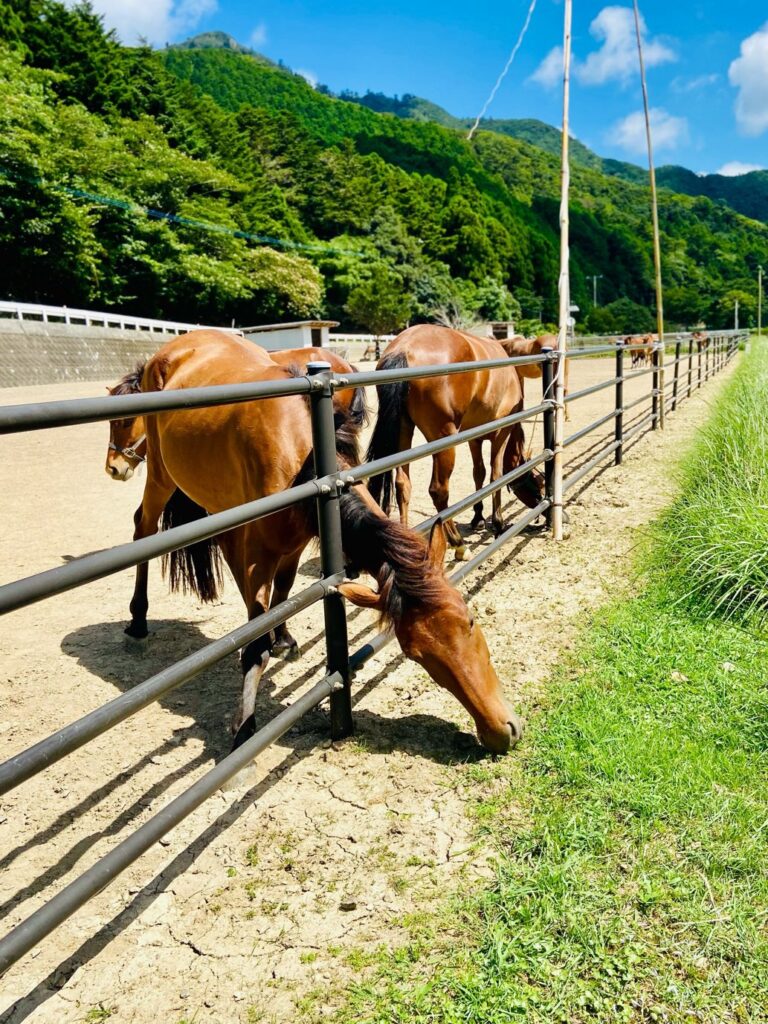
[{"x1": 84, "y1": 1007, "x2": 115, "y2": 1023}]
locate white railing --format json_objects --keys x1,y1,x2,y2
[
  {"x1": 328, "y1": 333, "x2": 395, "y2": 347},
  {"x1": 0, "y1": 300, "x2": 227, "y2": 336}
]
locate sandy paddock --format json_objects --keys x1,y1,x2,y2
[{"x1": 0, "y1": 355, "x2": 733, "y2": 1023}]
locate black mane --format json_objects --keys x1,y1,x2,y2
[{"x1": 110, "y1": 362, "x2": 146, "y2": 396}]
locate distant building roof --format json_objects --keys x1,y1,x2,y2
[{"x1": 240, "y1": 320, "x2": 339, "y2": 333}]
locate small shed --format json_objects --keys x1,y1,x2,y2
[
  {"x1": 489, "y1": 320, "x2": 516, "y2": 340},
  {"x1": 239, "y1": 320, "x2": 339, "y2": 352}
]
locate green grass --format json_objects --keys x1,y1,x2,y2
[
  {"x1": 650, "y1": 339, "x2": 768, "y2": 626},
  {"x1": 314, "y1": 342, "x2": 768, "y2": 1024}
]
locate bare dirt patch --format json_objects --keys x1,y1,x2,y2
[{"x1": 0, "y1": 356, "x2": 734, "y2": 1023}]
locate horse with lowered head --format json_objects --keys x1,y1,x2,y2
[
  {"x1": 367, "y1": 324, "x2": 546, "y2": 558},
  {"x1": 108, "y1": 328, "x2": 523, "y2": 754}
]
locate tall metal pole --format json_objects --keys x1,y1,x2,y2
[
  {"x1": 735, "y1": 298, "x2": 739, "y2": 332},
  {"x1": 307, "y1": 362, "x2": 353, "y2": 739},
  {"x1": 551, "y1": 0, "x2": 572, "y2": 542},
  {"x1": 633, "y1": 1, "x2": 665, "y2": 427}
]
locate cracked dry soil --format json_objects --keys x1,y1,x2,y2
[{"x1": 0, "y1": 355, "x2": 734, "y2": 1023}]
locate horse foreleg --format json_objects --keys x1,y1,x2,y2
[
  {"x1": 232, "y1": 550, "x2": 280, "y2": 749},
  {"x1": 395, "y1": 465, "x2": 412, "y2": 528},
  {"x1": 126, "y1": 478, "x2": 175, "y2": 638},
  {"x1": 504, "y1": 423, "x2": 544, "y2": 517},
  {"x1": 469, "y1": 439, "x2": 487, "y2": 529},
  {"x1": 489, "y1": 430, "x2": 511, "y2": 537},
  {"x1": 395, "y1": 418, "x2": 415, "y2": 527},
  {"x1": 270, "y1": 551, "x2": 302, "y2": 660}
]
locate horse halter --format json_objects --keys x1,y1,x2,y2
[{"x1": 108, "y1": 434, "x2": 147, "y2": 464}]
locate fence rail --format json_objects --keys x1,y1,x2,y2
[
  {"x1": 0, "y1": 300, "x2": 227, "y2": 336},
  {"x1": 0, "y1": 328, "x2": 746, "y2": 977}
]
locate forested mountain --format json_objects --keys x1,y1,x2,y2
[
  {"x1": 656, "y1": 166, "x2": 768, "y2": 225},
  {"x1": 1, "y1": 2, "x2": 766, "y2": 333}
]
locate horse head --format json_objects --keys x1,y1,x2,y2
[
  {"x1": 339, "y1": 512, "x2": 523, "y2": 754},
  {"x1": 105, "y1": 364, "x2": 147, "y2": 481}
]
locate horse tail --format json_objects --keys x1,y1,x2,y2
[
  {"x1": 366, "y1": 352, "x2": 410, "y2": 514},
  {"x1": 161, "y1": 489, "x2": 223, "y2": 603}
]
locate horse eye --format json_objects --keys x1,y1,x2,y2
[{"x1": 469, "y1": 614, "x2": 475, "y2": 631}]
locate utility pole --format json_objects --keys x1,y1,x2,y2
[
  {"x1": 759, "y1": 265, "x2": 763, "y2": 338},
  {"x1": 587, "y1": 274, "x2": 603, "y2": 306}
]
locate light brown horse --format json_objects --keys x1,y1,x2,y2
[
  {"x1": 367, "y1": 325, "x2": 545, "y2": 557},
  {"x1": 106, "y1": 343, "x2": 365, "y2": 482},
  {"x1": 110, "y1": 329, "x2": 522, "y2": 754}
]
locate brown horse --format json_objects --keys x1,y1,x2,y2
[
  {"x1": 623, "y1": 335, "x2": 653, "y2": 368},
  {"x1": 106, "y1": 343, "x2": 365, "y2": 482},
  {"x1": 367, "y1": 325, "x2": 544, "y2": 557},
  {"x1": 111, "y1": 329, "x2": 522, "y2": 754}
]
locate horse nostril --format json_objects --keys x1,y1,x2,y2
[{"x1": 508, "y1": 716, "x2": 524, "y2": 747}]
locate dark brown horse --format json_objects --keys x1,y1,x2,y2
[
  {"x1": 367, "y1": 325, "x2": 544, "y2": 558},
  {"x1": 109, "y1": 329, "x2": 522, "y2": 754},
  {"x1": 106, "y1": 343, "x2": 365, "y2": 482}
]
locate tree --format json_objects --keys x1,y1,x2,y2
[
  {"x1": 584, "y1": 298, "x2": 655, "y2": 335},
  {"x1": 345, "y1": 264, "x2": 413, "y2": 355}
]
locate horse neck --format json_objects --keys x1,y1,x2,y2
[{"x1": 338, "y1": 488, "x2": 443, "y2": 617}]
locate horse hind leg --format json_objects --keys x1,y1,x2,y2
[
  {"x1": 395, "y1": 418, "x2": 415, "y2": 527},
  {"x1": 469, "y1": 439, "x2": 487, "y2": 530}
]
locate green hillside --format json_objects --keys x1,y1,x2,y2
[
  {"x1": 1, "y1": 4, "x2": 766, "y2": 333},
  {"x1": 657, "y1": 165, "x2": 768, "y2": 224}
]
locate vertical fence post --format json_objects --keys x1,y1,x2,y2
[
  {"x1": 698, "y1": 339, "x2": 703, "y2": 389},
  {"x1": 671, "y1": 338, "x2": 681, "y2": 413},
  {"x1": 651, "y1": 343, "x2": 660, "y2": 429},
  {"x1": 541, "y1": 350, "x2": 556, "y2": 523},
  {"x1": 687, "y1": 338, "x2": 693, "y2": 398},
  {"x1": 615, "y1": 342, "x2": 624, "y2": 465},
  {"x1": 307, "y1": 362, "x2": 353, "y2": 740},
  {"x1": 705, "y1": 340, "x2": 710, "y2": 381}
]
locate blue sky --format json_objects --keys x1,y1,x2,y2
[{"x1": 96, "y1": 0, "x2": 768, "y2": 175}]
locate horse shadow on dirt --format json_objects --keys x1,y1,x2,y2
[{"x1": 3, "y1": 611, "x2": 487, "y2": 1022}]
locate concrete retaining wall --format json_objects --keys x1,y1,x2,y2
[{"x1": 0, "y1": 321, "x2": 171, "y2": 388}]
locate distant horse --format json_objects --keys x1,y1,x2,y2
[
  {"x1": 624, "y1": 334, "x2": 654, "y2": 368},
  {"x1": 108, "y1": 329, "x2": 522, "y2": 754},
  {"x1": 367, "y1": 325, "x2": 545, "y2": 558},
  {"x1": 106, "y1": 343, "x2": 366, "y2": 482}
]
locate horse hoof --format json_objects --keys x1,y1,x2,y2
[
  {"x1": 232, "y1": 715, "x2": 257, "y2": 750},
  {"x1": 124, "y1": 622, "x2": 148, "y2": 639},
  {"x1": 491, "y1": 520, "x2": 505, "y2": 539},
  {"x1": 470, "y1": 516, "x2": 485, "y2": 531},
  {"x1": 272, "y1": 637, "x2": 300, "y2": 661},
  {"x1": 454, "y1": 545, "x2": 467, "y2": 562}
]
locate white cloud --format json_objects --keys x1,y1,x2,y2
[
  {"x1": 717, "y1": 161, "x2": 765, "y2": 176},
  {"x1": 296, "y1": 68, "x2": 318, "y2": 88},
  {"x1": 671, "y1": 73, "x2": 719, "y2": 94},
  {"x1": 249, "y1": 23, "x2": 267, "y2": 49},
  {"x1": 78, "y1": 0, "x2": 216, "y2": 46},
  {"x1": 577, "y1": 6, "x2": 676, "y2": 86},
  {"x1": 529, "y1": 46, "x2": 563, "y2": 89},
  {"x1": 530, "y1": 6, "x2": 676, "y2": 90},
  {"x1": 611, "y1": 108, "x2": 689, "y2": 155},
  {"x1": 729, "y1": 24, "x2": 768, "y2": 136}
]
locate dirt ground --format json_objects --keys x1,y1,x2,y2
[{"x1": 0, "y1": 354, "x2": 734, "y2": 1023}]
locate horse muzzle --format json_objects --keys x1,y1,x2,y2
[
  {"x1": 477, "y1": 712, "x2": 524, "y2": 754},
  {"x1": 105, "y1": 460, "x2": 134, "y2": 481}
]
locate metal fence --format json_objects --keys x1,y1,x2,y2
[{"x1": 0, "y1": 329, "x2": 745, "y2": 976}]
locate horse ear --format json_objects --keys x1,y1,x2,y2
[
  {"x1": 338, "y1": 581, "x2": 384, "y2": 610},
  {"x1": 427, "y1": 520, "x2": 447, "y2": 568}
]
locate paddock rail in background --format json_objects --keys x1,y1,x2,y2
[{"x1": 0, "y1": 329, "x2": 745, "y2": 976}]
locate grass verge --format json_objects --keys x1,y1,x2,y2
[
  {"x1": 650, "y1": 339, "x2": 768, "y2": 625},
  {"x1": 312, "y1": 344, "x2": 768, "y2": 1024}
]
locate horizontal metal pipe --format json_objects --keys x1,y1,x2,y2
[
  {"x1": 348, "y1": 498, "x2": 550, "y2": 675},
  {"x1": 0, "y1": 574, "x2": 342, "y2": 796},
  {"x1": 622, "y1": 411, "x2": 655, "y2": 446},
  {"x1": 418, "y1": 451, "x2": 553, "y2": 533},
  {"x1": 565, "y1": 377, "x2": 619, "y2": 404},
  {"x1": 622, "y1": 392, "x2": 652, "y2": 413},
  {"x1": 623, "y1": 365, "x2": 656, "y2": 381},
  {"x1": 563, "y1": 346, "x2": 619, "y2": 359},
  {"x1": 341, "y1": 353, "x2": 550, "y2": 390},
  {"x1": 564, "y1": 440, "x2": 621, "y2": 493},
  {"x1": 346, "y1": 403, "x2": 552, "y2": 483},
  {"x1": 564, "y1": 409, "x2": 617, "y2": 448},
  {"x1": 0, "y1": 376, "x2": 315, "y2": 435},
  {"x1": 0, "y1": 477, "x2": 325, "y2": 616},
  {"x1": 449, "y1": 500, "x2": 551, "y2": 584},
  {"x1": 0, "y1": 673, "x2": 341, "y2": 976}
]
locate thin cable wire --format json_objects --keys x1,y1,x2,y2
[{"x1": 467, "y1": 0, "x2": 539, "y2": 141}]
